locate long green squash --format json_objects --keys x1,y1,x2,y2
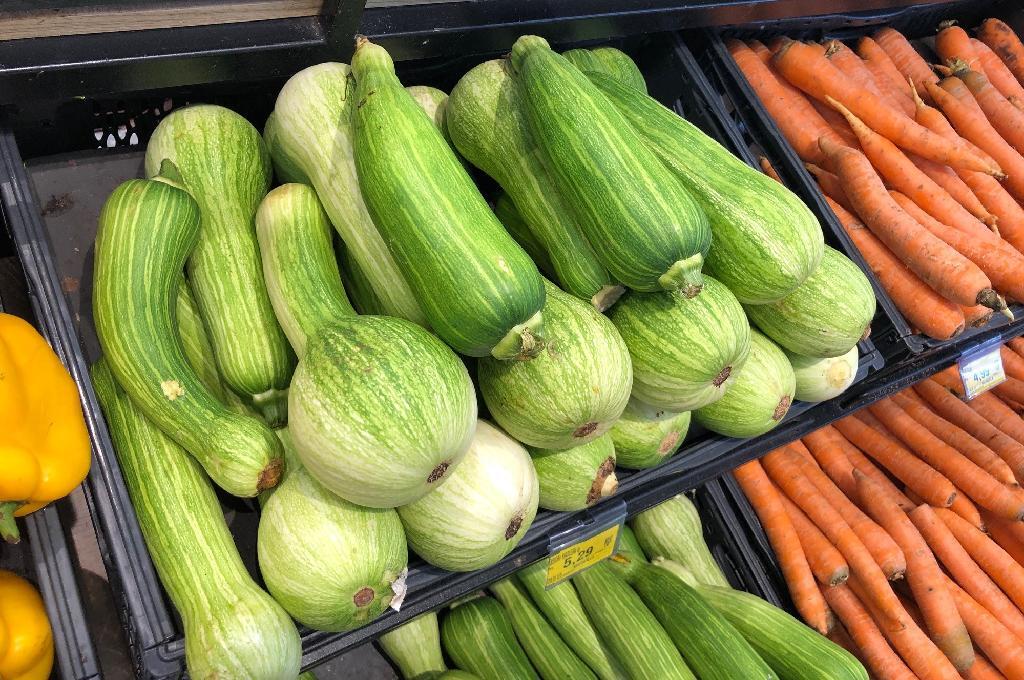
[
  {"x1": 629, "y1": 494, "x2": 731, "y2": 588},
  {"x1": 437, "y1": 673, "x2": 480, "y2": 680},
  {"x1": 91, "y1": 359, "x2": 301, "y2": 679},
  {"x1": 353, "y1": 40, "x2": 546, "y2": 360},
  {"x1": 406, "y1": 86, "x2": 455, "y2": 149},
  {"x1": 257, "y1": 428, "x2": 407, "y2": 632},
  {"x1": 492, "y1": 192, "x2": 556, "y2": 279},
  {"x1": 144, "y1": 105, "x2": 295, "y2": 420},
  {"x1": 610, "y1": 397, "x2": 691, "y2": 469},
  {"x1": 563, "y1": 47, "x2": 647, "y2": 93},
  {"x1": 528, "y1": 434, "x2": 618, "y2": 511},
  {"x1": 263, "y1": 112, "x2": 310, "y2": 185},
  {"x1": 441, "y1": 596, "x2": 538, "y2": 680},
  {"x1": 744, "y1": 246, "x2": 875, "y2": 357},
  {"x1": 516, "y1": 562, "x2": 626, "y2": 680},
  {"x1": 572, "y1": 563, "x2": 695, "y2": 680},
  {"x1": 272, "y1": 63, "x2": 427, "y2": 325},
  {"x1": 694, "y1": 330, "x2": 796, "y2": 438},
  {"x1": 478, "y1": 280, "x2": 631, "y2": 450},
  {"x1": 338, "y1": 243, "x2": 388, "y2": 317},
  {"x1": 489, "y1": 579, "x2": 596, "y2": 680},
  {"x1": 447, "y1": 58, "x2": 622, "y2": 310},
  {"x1": 378, "y1": 612, "x2": 447, "y2": 680},
  {"x1": 788, "y1": 345, "x2": 859, "y2": 403},
  {"x1": 398, "y1": 420, "x2": 538, "y2": 572},
  {"x1": 609, "y1": 276, "x2": 750, "y2": 411},
  {"x1": 590, "y1": 73, "x2": 824, "y2": 303},
  {"x1": 255, "y1": 183, "x2": 356, "y2": 357},
  {"x1": 510, "y1": 35, "x2": 710, "y2": 294},
  {"x1": 93, "y1": 175, "x2": 282, "y2": 497}
]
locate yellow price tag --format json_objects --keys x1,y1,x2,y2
[
  {"x1": 959, "y1": 341, "x2": 1006, "y2": 400},
  {"x1": 544, "y1": 523, "x2": 621, "y2": 588}
]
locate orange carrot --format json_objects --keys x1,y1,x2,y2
[
  {"x1": 772, "y1": 40, "x2": 998, "y2": 173},
  {"x1": 777, "y1": 491, "x2": 850, "y2": 586},
  {"x1": 827, "y1": 40, "x2": 913, "y2": 115},
  {"x1": 953, "y1": 61, "x2": 1024, "y2": 157},
  {"x1": 946, "y1": 577, "x2": 1024, "y2": 678},
  {"x1": 901, "y1": 484, "x2": 986, "y2": 530},
  {"x1": 912, "y1": 504, "x2": 1024, "y2": 642},
  {"x1": 857, "y1": 475, "x2": 974, "y2": 671},
  {"x1": 994, "y1": 378, "x2": 1024, "y2": 406},
  {"x1": 803, "y1": 427, "x2": 860, "y2": 498},
  {"x1": 980, "y1": 509, "x2": 1024, "y2": 565},
  {"x1": 728, "y1": 39, "x2": 845, "y2": 164},
  {"x1": 935, "y1": 22, "x2": 981, "y2": 71},
  {"x1": 1002, "y1": 346, "x2": 1024, "y2": 382},
  {"x1": 830, "y1": 426, "x2": 916, "y2": 510},
  {"x1": 810, "y1": 97, "x2": 862, "y2": 147},
  {"x1": 977, "y1": 18, "x2": 1024, "y2": 91},
  {"x1": 834, "y1": 413, "x2": 957, "y2": 507},
  {"x1": 962, "y1": 305, "x2": 995, "y2": 328},
  {"x1": 806, "y1": 163, "x2": 854, "y2": 209},
  {"x1": 873, "y1": 27, "x2": 940, "y2": 103},
  {"x1": 972, "y1": 37, "x2": 1024, "y2": 103},
  {"x1": 733, "y1": 459, "x2": 831, "y2": 633},
  {"x1": 1010, "y1": 338, "x2": 1024, "y2": 358},
  {"x1": 826, "y1": 622, "x2": 871, "y2": 671},
  {"x1": 758, "y1": 156, "x2": 783, "y2": 182},
  {"x1": 823, "y1": 584, "x2": 917, "y2": 680},
  {"x1": 820, "y1": 138, "x2": 1000, "y2": 310},
  {"x1": 858, "y1": 35, "x2": 916, "y2": 98},
  {"x1": 937, "y1": 507, "x2": 1024, "y2": 613},
  {"x1": 762, "y1": 446, "x2": 906, "y2": 630},
  {"x1": 965, "y1": 653, "x2": 1009, "y2": 680},
  {"x1": 932, "y1": 368, "x2": 1024, "y2": 449},
  {"x1": 766, "y1": 35, "x2": 793, "y2": 54},
  {"x1": 748, "y1": 39, "x2": 773, "y2": 64},
  {"x1": 907, "y1": 152, "x2": 996, "y2": 227}
]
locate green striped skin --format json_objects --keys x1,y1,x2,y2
[
  {"x1": 144, "y1": 105, "x2": 295, "y2": 419},
  {"x1": 91, "y1": 360, "x2": 301, "y2": 680},
  {"x1": 628, "y1": 564, "x2": 778, "y2": 680},
  {"x1": 609, "y1": 276, "x2": 750, "y2": 411},
  {"x1": 353, "y1": 41, "x2": 546, "y2": 359},
  {"x1": 527, "y1": 434, "x2": 618, "y2": 512},
  {"x1": 447, "y1": 59, "x2": 621, "y2": 310},
  {"x1": 492, "y1": 192, "x2": 556, "y2": 279},
  {"x1": 263, "y1": 112, "x2": 310, "y2": 185},
  {"x1": 694, "y1": 330, "x2": 797, "y2": 438},
  {"x1": 289, "y1": 316, "x2": 477, "y2": 508},
  {"x1": 437, "y1": 672, "x2": 480, "y2": 680},
  {"x1": 489, "y1": 579, "x2": 597, "y2": 680},
  {"x1": 478, "y1": 280, "x2": 632, "y2": 450},
  {"x1": 630, "y1": 494, "x2": 731, "y2": 588},
  {"x1": 378, "y1": 612, "x2": 448, "y2": 680},
  {"x1": 93, "y1": 178, "x2": 283, "y2": 497},
  {"x1": 591, "y1": 73, "x2": 824, "y2": 304},
  {"x1": 510, "y1": 35, "x2": 710, "y2": 294},
  {"x1": 406, "y1": 86, "x2": 454, "y2": 148},
  {"x1": 255, "y1": 183, "x2": 356, "y2": 358},
  {"x1": 516, "y1": 562, "x2": 627, "y2": 680},
  {"x1": 572, "y1": 563, "x2": 695, "y2": 680},
  {"x1": 610, "y1": 397, "x2": 691, "y2": 469},
  {"x1": 257, "y1": 428, "x2": 407, "y2": 632},
  {"x1": 272, "y1": 63, "x2": 427, "y2": 326},
  {"x1": 338, "y1": 243, "x2": 388, "y2": 316},
  {"x1": 789, "y1": 345, "x2": 859, "y2": 403},
  {"x1": 398, "y1": 421, "x2": 538, "y2": 572},
  {"x1": 441, "y1": 596, "x2": 538, "y2": 680},
  {"x1": 607, "y1": 524, "x2": 649, "y2": 581},
  {"x1": 688, "y1": 580, "x2": 868, "y2": 680},
  {"x1": 563, "y1": 48, "x2": 648, "y2": 93},
  {"x1": 744, "y1": 246, "x2": 875, "y2": 357}
]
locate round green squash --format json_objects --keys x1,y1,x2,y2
[
  {"x1": 610, "y1": 397, "x2": 691, "y2": 469},
  {"x1": 789, "y1": 345, "x2": 859, "y2": 403},
  {"x1": 694, "y1": 330, "x2": 796, "y2": 438},
  {"x1": 478, "y1": 280, "x2": 632, "y2": 450},
  {"x1": 528, "y1": 434, "x2": 618, "y2": 511},
  {"x1": 743, "y1": 246, "x2": 875, "y2": 357},
  {"x1": 609, "y1": 276, "x2": 750, "y2": 411}
]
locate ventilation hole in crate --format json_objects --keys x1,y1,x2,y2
[
  {"x1": 129, "y1": 132, "x2": 139, "y2": 146},
  {"x1": 117, "y1": 125, "x2": 127, "y2": 140},
  {"x1": 93, "y1": 129, "x2": 103, "y2": 142}
]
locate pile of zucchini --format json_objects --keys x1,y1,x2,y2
[{"x1": 87, "y1": 33, "x2": 876, "y2": 680}]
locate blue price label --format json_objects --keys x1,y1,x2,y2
[{"x1": 958, "y1": 339, "x2": 1006, "y2": 400}]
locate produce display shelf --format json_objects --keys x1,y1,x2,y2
[
  {"x1": 0, "y1": 230, "x2": 101, "y2": 680},
  {"x1": 691, "y1": 0, "x2": 1024, "y2": 357}
]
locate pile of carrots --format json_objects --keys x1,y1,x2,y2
[
  {"x1": 735, "y1": 338, "x2": 1024, "y2": 679},
  {"x1": 729, "y1": 18, "x2": 1024, "y2": 341}
]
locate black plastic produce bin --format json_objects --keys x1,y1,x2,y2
[{"x1": 691, "y1": 0, "x2": 1024, "y2": 356}]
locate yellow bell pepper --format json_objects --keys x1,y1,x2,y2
[
  {"x1": 0, "y1": 569, "x2": 54, "y2": 680},
  {"x1": 0, "y1": 313, "x2": 91, "y2": 543}
]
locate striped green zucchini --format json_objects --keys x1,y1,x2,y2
[
  {"x1": 563, "y1": 48, "x2": 647, "y2": 93},
  {"x1": 406, "y1": 86, "x2": 455, "y2": 148},
  {"x1": 338, "y1": 243, "x2": 388, "y2": 316},
  {"x1": 789, "y1": 345, "x2": 859, "y2": 403},
  {"x1": 510, "y1": 35, "x2": 710, "y2": 294},
  {"x1": 607, "y1": 524, "x2": 648, "y2": 582},
  {"x1": 272, "y1": 63, "x2": 427, "y2": 326},
  {"x1": 144, "y1": 105, "x2": 295, "y2": 420},
  {"x1": 257, "y1": 428, "x2": 407, "y2": 631},
  {"x1": 492, "y1": 192, "x2": 556, "y2": 279},
  {"x1": 628, "y1": 563, "x2": 778, "y2": 680},
  {"x1": 610, "y1": 397, "x2": 691, "y2": 469},
  {"x1": 93, "y1": 175, "x2": 282, "y2": 497},
  {"x1": 263, "y1": 112, "x2": 310, "y2": 185},
  {"x1": 528, "y1": 434, "x2": 617, "y2": 511},
  {"x1": 353, "y1": 40, "x2": 546, "y2": 359},
  {"x1": 609, "y1": 276, "x2": 750, "y2": 411},
  {"x1": 744, "y1": 246, "x2": 875, "y2": 357},
  {"x1": 447, "y1": 58, "x2": 622, "y2": 310},
  {"x1": 255, "y1": 183, "x2": 356, "y2": 357},
  {"x1": 490, "y1": 579, "x2": 596, "y2": 680},
  {"x1": 437, "y1": 672, "x2": 480, "y2": 680},
  {"x1": 478, "y1": 280, "x2": 631, "y2": 449},
  {"x1": 516, "y1": 562, "x2": 626, "y2": 680},
  {"x1": 91, "y1": 359, "x2": 301, "y2": 679},
  {"x1": 398, "y1": 421, "x2": 538, "y2": 571},
  {"x1": 441, "y1": 596, "x2": 538, "y2": 680},
  {"x1": 378, "y1": 612, "x2": 447, "y2": 680},
  {"x1": 572, "y1": 563, "x2": 694, "y2": 680},
  {"x1": 630, "y1": 494, "x2": 731, "y2": 588},
  {"x1": 694, "y1": 330, "x2": 796, "y2": 438},
  {"x1": 590, "y1": 73, "x2": 823, "y2": 303}
]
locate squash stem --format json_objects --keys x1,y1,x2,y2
[
  {"x1": 491, "y1": 311, "x2": 545, "y2": 361},
  {"x1": 0, "y1": 501, "x2": 21, "y2": 544},
  {"x1": 658, "y1": 254, "x2": 704, "y2": 298},
  {"x1": 591, "y1": 284, "x2": 626, "y2": 312}
]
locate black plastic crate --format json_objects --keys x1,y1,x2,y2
[{"x1": 691, "y1": 0, "x2": 1024, "y2": 356}]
